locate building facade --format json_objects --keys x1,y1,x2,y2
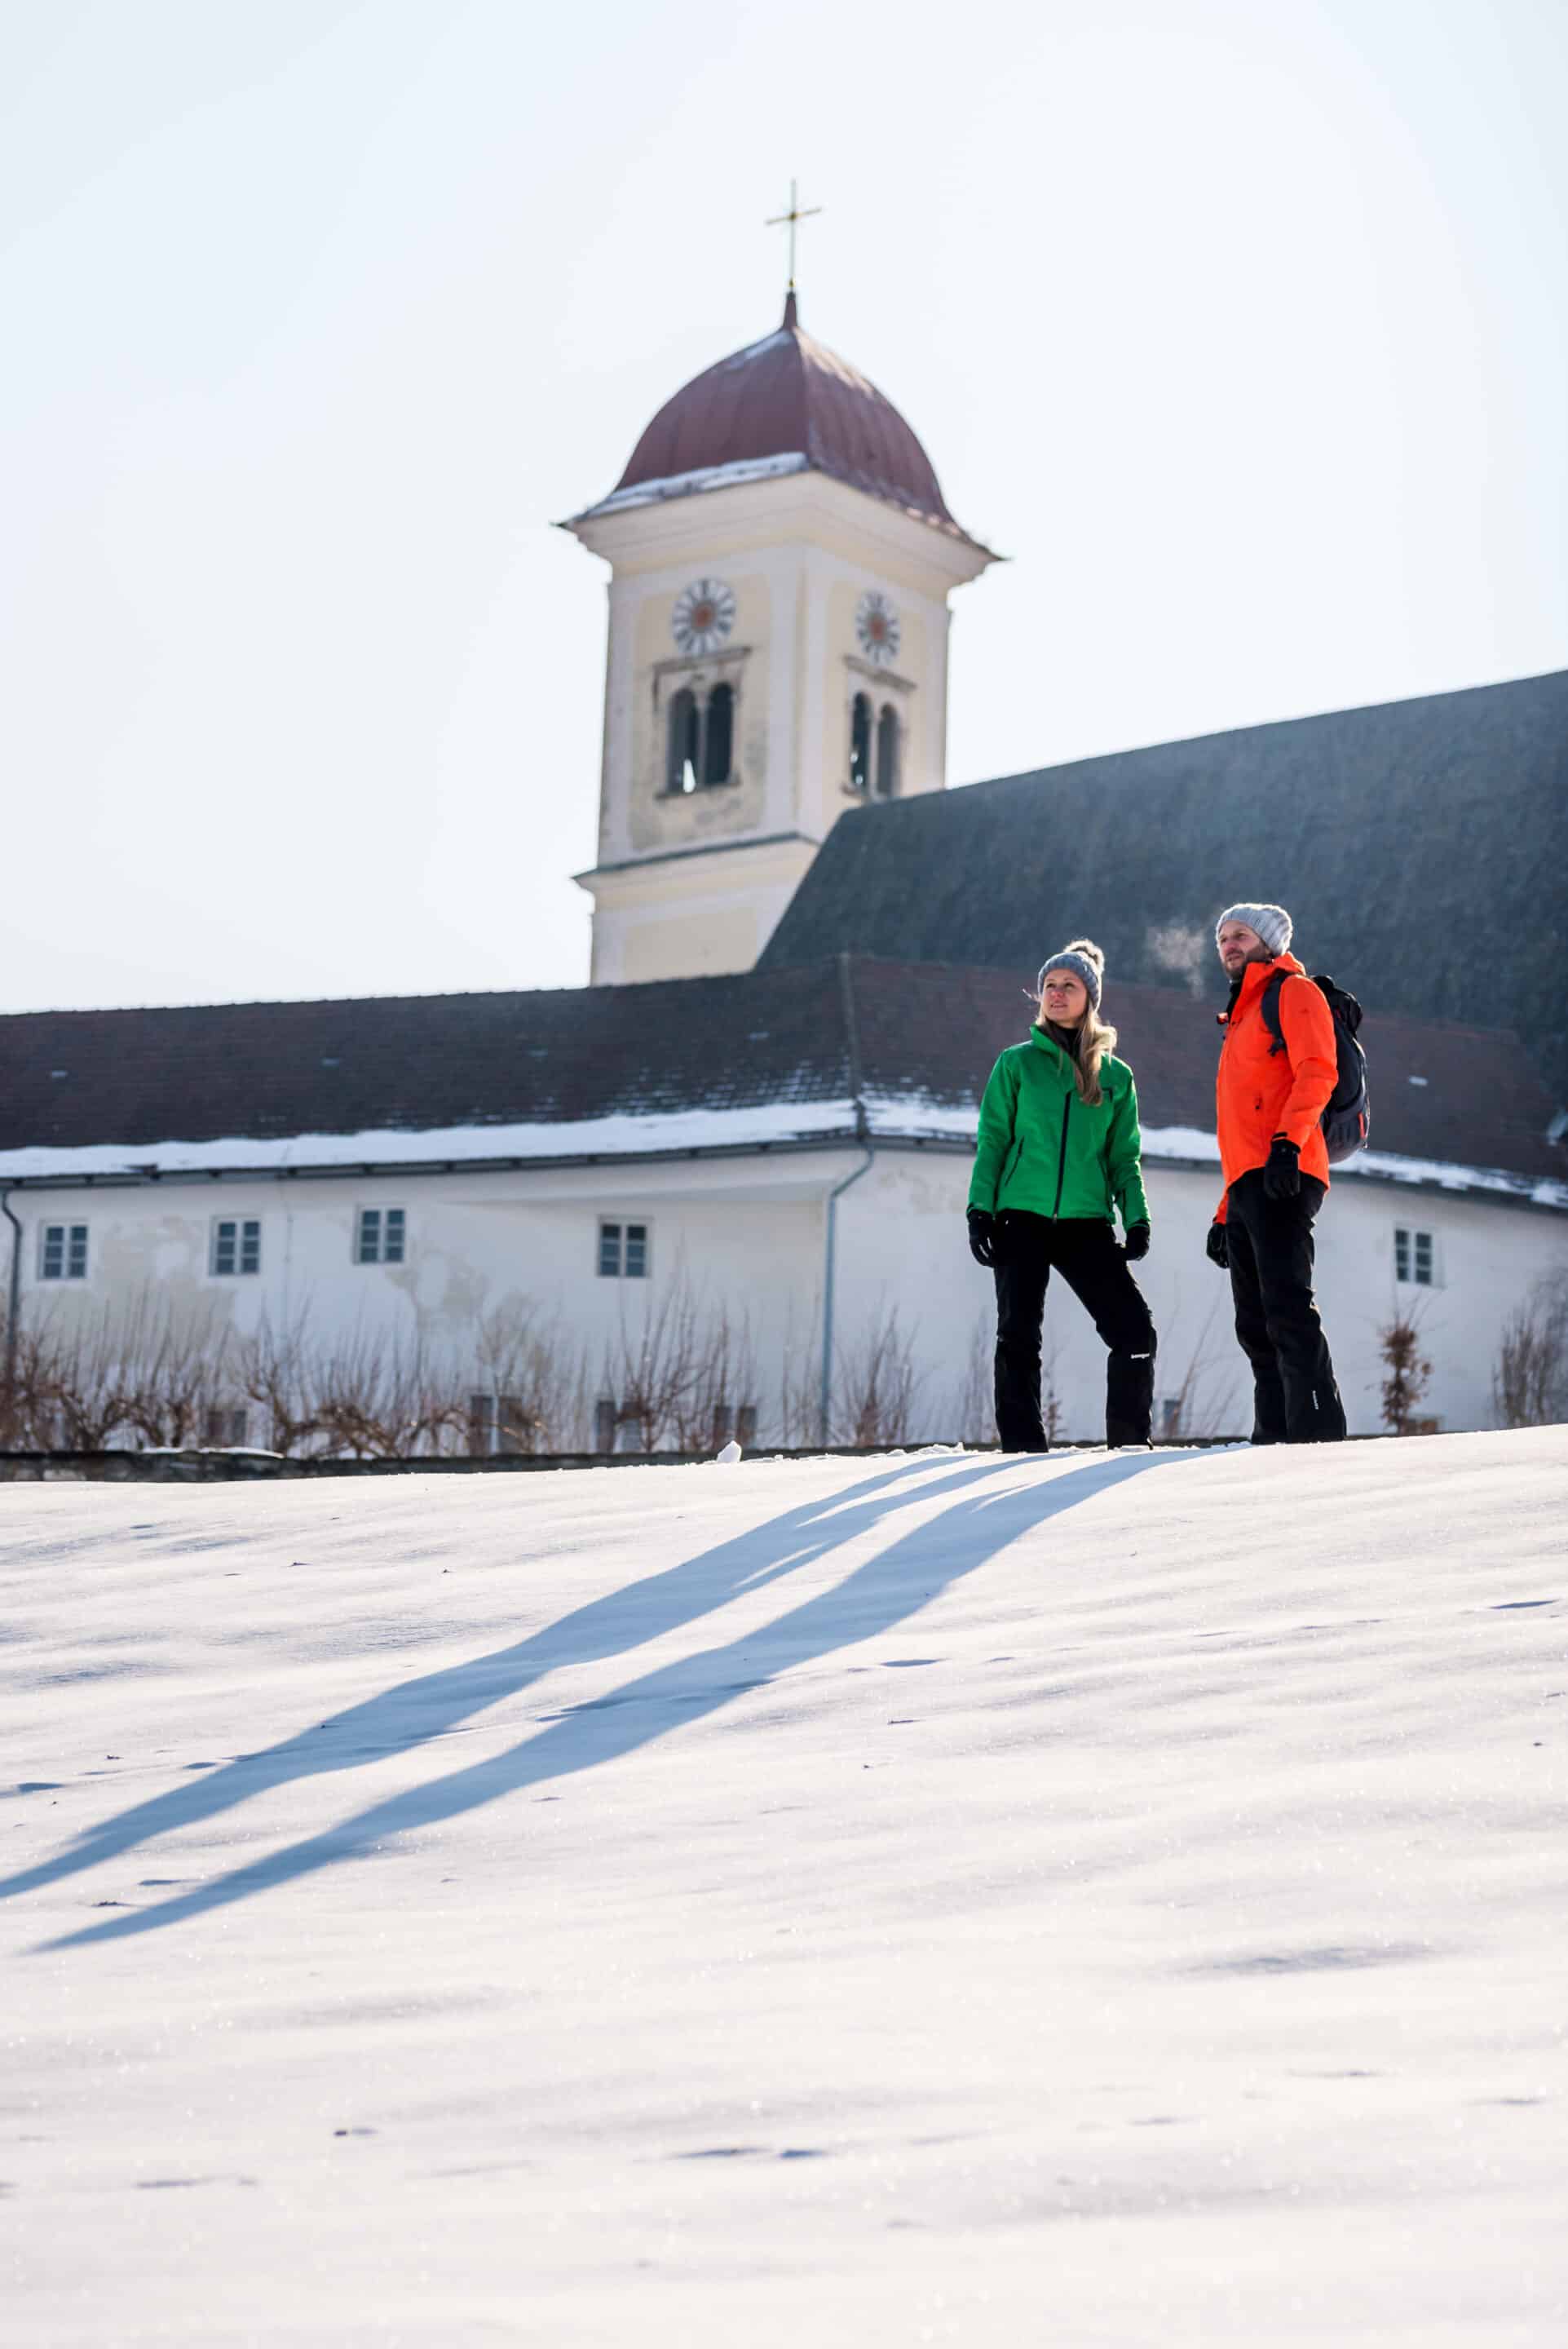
[{"x1": 2, "y1": 967, "x2": 1563, "y2": 1449}]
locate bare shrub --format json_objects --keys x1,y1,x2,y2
[
  {"x1": 833, "y1": 1304, "x2": 922, "y2": 1449},
  {"x1": 949, "y1": 1312, "x2": 996, "y2": 1446},
  {"x1": 777, "y1": 1297, "x2": 824, "y2": 1448},
  {"x1": 1039, "y1": 1334, "x2": 1064, "y2": 1447},
  {"x1": 602, "y1": 1276, "x2": 700, "y2": 1455},
  {"x1": 33, "y1": 1312, "x2": 138, "y2": 1450},
  {"x1": 472, "y1": 1303, "x2": 592, "y2": 1453},
  {"x1": 598, "y1": 1270, "x2": 759, "y2": 1455},
  {"x1": 1379, "y1": 1307, "x2": 1434, "y2": 1436},
  {"x1": 1, "y1": 1315, "x2": 71, "y2": 1448},
  {"x1": 117, "y1": 1294, "x2": 237, "y2": 1449},
  {"x1": 1494, "y1": 1268, "x2": 1568, "y2": 1428},
  {"x1": 311, "y1": 1324, "x2": 470, "y2": 1460},
  {"x1": 1155, "y1": 1303, "x2": 1242, "y2": 1440},
  {"x1": 669, "y1": 1300, "x2": 758, "y2": 1454},
  {"x1": 0, "y1": 1290, "x2": 239, "y2": 1451},
  {"x1": 235, "y1": 1313, "x2": 324, "y2": 1457}
]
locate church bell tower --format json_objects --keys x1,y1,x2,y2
[{"x1": 562, "y1": 281, "x2": 996, "y2": 986}]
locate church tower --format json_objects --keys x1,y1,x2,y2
[{"x1": 563, "y1": 290, "x2": 996, "y2": 985}]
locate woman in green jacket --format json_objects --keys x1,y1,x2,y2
[{"x1": 966, "y1": 940, "x2": 1156, "y2": 1451}]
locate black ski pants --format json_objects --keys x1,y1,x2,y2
[
  {"x1": 1225, "y1": 1168, "x2": 1346, "y2": 1444},
  {"x1": 992, "y1": 1211, "x2": 1156, "y2": 1451}
]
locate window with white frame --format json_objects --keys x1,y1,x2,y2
[
  {"x1": 203, "y1": 1404, "x2": 248, "y2": 1448},
  {"x1": 211, "y1": 1218, "x2": 261, "y2": 1276},
  {"x1": 598, "y1": 1219, "x2": 649, "y2": 1279},
  {"x1": 356, "y1": 1206, "x2": 406, "y2": 1265},
  {"x1": 39, "y1": 1223, "x2": 89, "y2": 1281},
  {"x1": 1394, "y1": 1226, "x2": 1436, "y2": 1286}
]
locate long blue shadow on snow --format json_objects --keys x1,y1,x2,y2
[
  {"x1": 42, "y1": 1449, "x2": 1184, "y2": 1952},
  {"x1": 4, "y1": 1454, "x2": 974, "y2": 1913}
]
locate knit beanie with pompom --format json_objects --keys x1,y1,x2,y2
[{"x1": 1036, "y1": 938, "x2": 1105, "y2": 1012}]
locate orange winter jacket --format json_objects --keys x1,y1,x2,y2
[{"x1": 1214, "y1": 953, "x2": 1337, "y2": 1221}]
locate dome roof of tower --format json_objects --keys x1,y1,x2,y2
[{"x1": 579, "y1": 294, "x2": 991, "y2": 551}]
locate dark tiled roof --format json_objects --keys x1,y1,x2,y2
[
  {"x1": 850, "y1": 959, "x2": 1565, "y2": 1183},
  {"x1": 0, "y1": 967, "x2": 850, "y2": 1155},
  {"x1": 1, "y1": 958, "x2": 1560, "y2": 1192},
  {"x1": 762, "y1": 670, "x2": 1568, "y2": 1100},
  {"x1": 598, "y1": 295, "x2": 987, "y2": 548}
]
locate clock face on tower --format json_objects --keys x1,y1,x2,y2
[
  {"x1": 671, "y1": 577, "x2": 735, "y2": 657},
  {"x1": 855, "y1": 588, "x2": 901, "y2": 667}
]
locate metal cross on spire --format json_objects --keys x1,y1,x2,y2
[{"x1": 766, "y1": 179, "x2": 823, "y2": 293}]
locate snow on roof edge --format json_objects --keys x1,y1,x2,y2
[
  {"x1": 0, "y1": 1095, "x2": 1561, "y2": 1210},
  {"x1": 0, "y1": 1102, "x2": 860, "y2": 1183}
]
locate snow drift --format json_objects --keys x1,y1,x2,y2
[{"x1": 4, "y1": 1431, "x2": 1566, "y2": 2346}]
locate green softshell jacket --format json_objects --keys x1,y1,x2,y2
[{"x1": 968, "y1": 1028, "x2": 1150, "y2": 1228}]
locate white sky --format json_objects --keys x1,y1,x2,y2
[{"x1": 2, "y1": 0, "x2": 1565, "y2": 1014}]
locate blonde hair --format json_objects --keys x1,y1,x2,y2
[{"x1": 1031, "y1": 937, "x2": 1119, "y2": 1107}]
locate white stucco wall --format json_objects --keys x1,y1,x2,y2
[
  {"x1": 8, "y1": 1146, "x2": 1564, "y2": 1448},
  {"x1": 828, "y1": 1152, "x2": 1568, "y2": 1439}
]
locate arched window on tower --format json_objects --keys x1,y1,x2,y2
[
  {"x1": 875, "y1": 703, "x2": 900, "y2": 798},
  {"x1": 703, "y1": 683, "x2": 733, "y2": 786},
  {"x1": 666, "y1": 688, "x2": 700, "y2": 794},
  {"x1": 849, "y1": 693, "x2": 872, "y2": 793}
]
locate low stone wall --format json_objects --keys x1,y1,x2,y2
[{"x1": 0, "y1": 1436, "x2": 1255, "y2": 1480}]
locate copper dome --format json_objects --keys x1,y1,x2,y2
[{"x1": 603, "y1": 294, "x2": 982, "y2": 546}]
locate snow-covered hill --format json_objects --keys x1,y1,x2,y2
[{"x1": 5, "y1": 1434, "x2": 1566, "y2": 2347}]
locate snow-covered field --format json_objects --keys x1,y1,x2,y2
[{"x1": 4, "y1": 1433, "x2": 1566, "y2": 2347}]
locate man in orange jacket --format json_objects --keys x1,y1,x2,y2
[{"x1": 1207, "y1": 902, "x2": 1346, "y2": 1443}]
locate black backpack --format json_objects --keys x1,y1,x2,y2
[{"x1": 1260, "y1": 971, "x2": 1371, "y2": 1164}]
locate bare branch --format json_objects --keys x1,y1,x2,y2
[{"x1": 1493, "y1": 1268, "x2": 1568, "y2": 1428}]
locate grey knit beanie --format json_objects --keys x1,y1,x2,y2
[
  {"x1": 1215, "y1": 901, "x2": 1293, "y2": 957},
  {"x1": 1037, "y1": 938, "x2": 1105, "y2": 1011}
]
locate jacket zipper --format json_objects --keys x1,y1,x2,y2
[{"x1": 1050, "y1": 1090, "x2": 1071, "y2": 1218}]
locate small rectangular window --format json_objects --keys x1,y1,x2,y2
[
  {"x1": 598, "y1": 1220, "x2": 651, "y2": 1278},
  {"x1": 40, "y1": 1223, "x2": 89, "y2": 1281},
  {"x1": 212, "y1": 1218, "x2": 261, "y2": 1276},
  {"x1": 1395, "y1": 1227, "x2": 1436, "y2": 1286},
  {"x1": 594, "y1": 1398, "x2": 618, "y2": 1453},
  {"x1": 469, "y1": 1393, "x2": 530, "y2": 1458},
  {"x1": 356, "y1": 1206, "x2": 407, "y2": 1265},
  {"x1": 203, "y1": 1405, "x2": 247, "y2": 1447},
  {"x1": 735, "y1": 1404, "x2": 757, "y2": 1447}
]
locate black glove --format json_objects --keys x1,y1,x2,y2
[
  {"x1": 1263, "y1": 1134, "x2": 1301, "y2": 1201},
  {"x1": 1205, "y1": 1220, "x2": 1230, "y2": 1271},
  {"x1": 966, "y1": 1207, "x2": 996, "y2": 1267},
  {"x1": 1122, "y1": 1220, "x2": 1151, "y2": 1262}
]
